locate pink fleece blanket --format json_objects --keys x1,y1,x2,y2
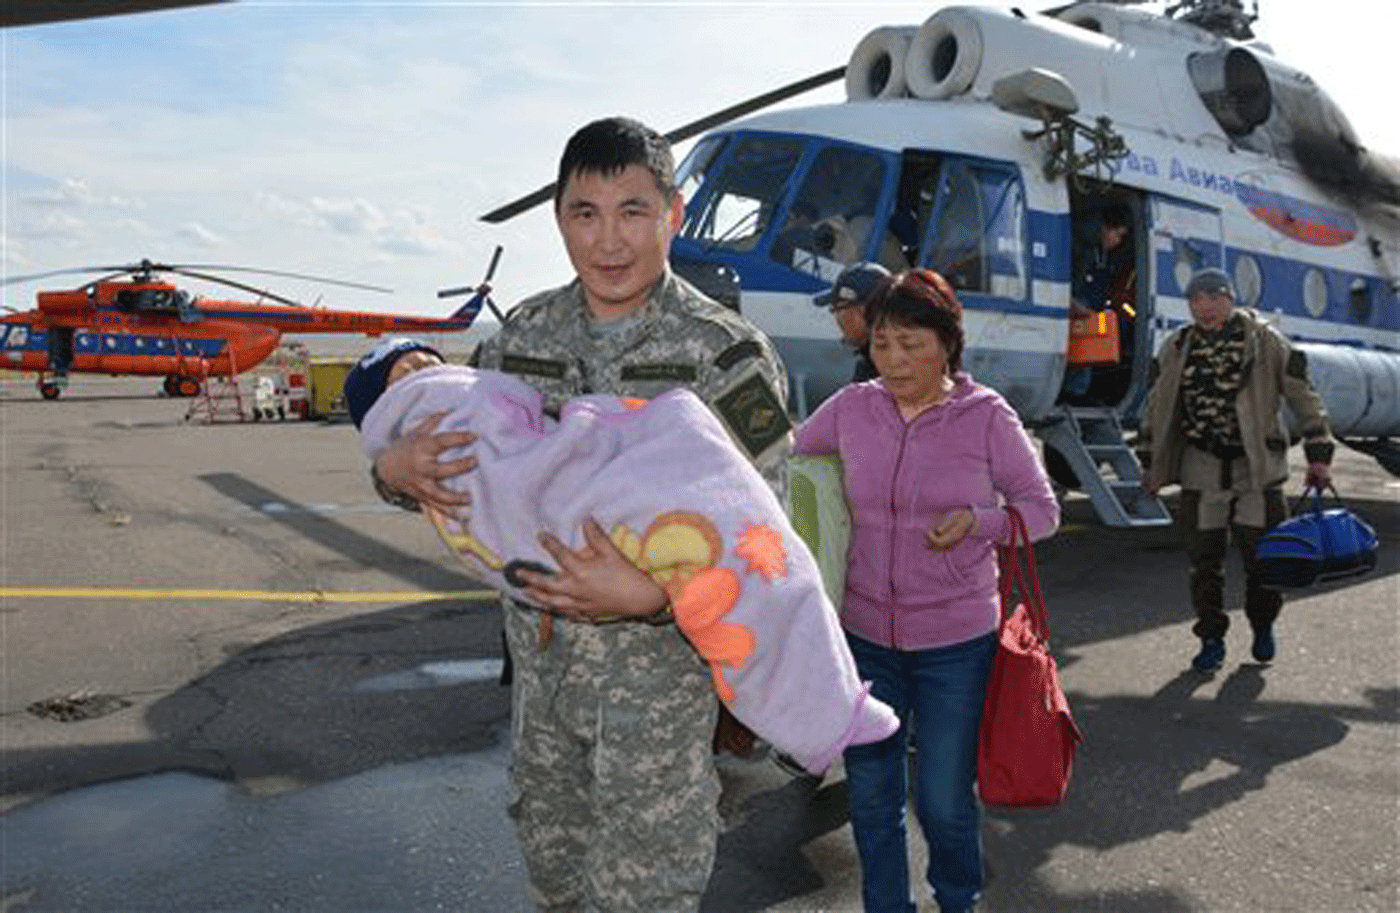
[{"x1": 359, "y1": 364, "x2": 897, "y2": 774}]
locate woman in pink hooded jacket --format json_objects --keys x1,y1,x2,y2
[{"x1": 793, "y1": 269, "x2": 1059, "y2": 913}]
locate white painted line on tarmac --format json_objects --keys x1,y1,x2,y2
[
  {"x1": 0, "y1": 587, "x2": 497, "y2": 603},
  {"x1": 353, "y1": 659, "x2": 505, "y2": 692}
]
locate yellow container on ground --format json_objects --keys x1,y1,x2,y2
[{"x1": 308, "y1": 359, "x2": 356, "y2": 420}]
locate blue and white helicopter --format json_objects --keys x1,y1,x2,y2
[{"x1": 487, "y1": 0, "x2": 1399, "y2": 527}]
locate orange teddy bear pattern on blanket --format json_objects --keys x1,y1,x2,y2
[{"x1": 611, "y1": 510, "x2": 784, "y2": 704}]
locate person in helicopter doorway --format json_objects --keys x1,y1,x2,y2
[
  {"x1": 815, "y1": 261, "x2": 890, "y2": 383},
  {"x1": 1061, "y1": 201, "x2": 1137, "y2": 406},
  {"x1": 1137, "y1": 267, "x2": 1334, "y2": 672}
]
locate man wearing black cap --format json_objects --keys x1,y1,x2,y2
[
  {"x1": 816, "y1": 261, "x2": 890, "y2": 382},
  {"x1": 1138, "y1": 266, "x2": 1334, "y2": 672}
]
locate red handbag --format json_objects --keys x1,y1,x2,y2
[{"x1": 977, "y1": 508, "x2": 1083, "y2": 809}]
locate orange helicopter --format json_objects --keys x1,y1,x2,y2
[{"x1": 1, "y1": 258, "x2": 491, "y2": 399}]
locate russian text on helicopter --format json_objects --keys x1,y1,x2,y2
[
  {"x1": 0, "y1": 259, "x2": 487, "y2": 399},
  {"x1": 485, "y1": 0, "x2": 1399, "y2": 527}
]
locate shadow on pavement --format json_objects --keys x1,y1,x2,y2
[{"x1": 5, "y1": 598, "x2": 511, "y2": 803}]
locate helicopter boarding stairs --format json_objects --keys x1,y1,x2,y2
[
  {"x1": 1043, "y1": 405, "x2": 1172, "y2": 527},
  {"x1": 183, "y1": 350, "x2": 247, "y2": 424}
]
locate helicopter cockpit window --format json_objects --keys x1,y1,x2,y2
[
  {"x1": 675, "y1": 135, "x2": 724, "y2": 207},
  {"x1": 924, "y1": 160, "x2": 1025, "y2": 298},
  {"x1": 7, "y1": 326, "x2": 29, "y2": 348},
  {"x1": 683, "y1": 135, "x2": 804, "y2": 253},
  {"x1": 775, "y1": 145, "x2": 893, "y2": 273}
]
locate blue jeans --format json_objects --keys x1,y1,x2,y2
[{"x1": 843, "y1": 631, "x2": 997, "y2": 913}]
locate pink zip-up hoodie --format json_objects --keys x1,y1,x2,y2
[{"x1": 793, "y1": 374, "x2": 1060, "y2": 651}]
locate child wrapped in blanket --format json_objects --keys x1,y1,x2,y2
[{"x1": 345, "y1": 337, "x2": 898, "y2": 775}]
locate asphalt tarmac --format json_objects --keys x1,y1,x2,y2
[{"x1": 2, "y1": 374, "x2": 1396, "y2": 913}]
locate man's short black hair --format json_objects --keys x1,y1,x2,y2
[
  {"x1": 1101, "y1": 201, "x2": 1131, "y2": 230},
  {"x1": 554, "y1": 117, "x2": 676, "y2": 210}
]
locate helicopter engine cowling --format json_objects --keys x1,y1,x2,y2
[
  {"x1": 845, "y1": 26, "x2": 916, "y2": 101},
  {"x1": 1294, "y1": 344, "x2": 1400, "y2": 439},
  {"x1": 905, "y1": 8, "x2": 984, "y2": 101},
  {"x1": 1186, "y1": 40, "x2": 1400, "y2": 207},
  {"x1": 1185, "y1": 46, "x2": 1272, "y2": 136}
]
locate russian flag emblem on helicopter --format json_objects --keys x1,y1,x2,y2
[{"x1": 1234, "y1": 181, "x2": 1358, "y2": 247}]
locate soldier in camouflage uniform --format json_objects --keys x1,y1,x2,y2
[
  {"x1": 371, "y1": 117, "x2": 790, "y2": 912},
  {"x1": 1138, "y1": 267, "x2": 1333, "y2": 673}
]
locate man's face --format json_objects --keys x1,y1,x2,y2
[
  {"x1": 556, "y1": 163, "x2": 682, "y2": 320},
  {"x1": 1189, "y1": 290, "x2": 1235, "y2": 331},
  {"x1": 832, "y1": 303, "x2": 869, "y2": 348},
  {"x1": 1102, "y1": 223, "x2": 1128, "y2": 252}
]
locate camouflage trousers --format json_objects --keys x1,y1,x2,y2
[
  {"x1": 1176, "y1": 447, "x2": 1287, "y2": 640},
  {"x1": 503, "y1": 603, "x2": 721, "y2": 913}
]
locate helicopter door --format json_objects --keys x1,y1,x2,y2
[
  {"x1": 47, "y1": 326, "x2": 75, "y2": 375},
  {"x1": 1145, "y1": 195, "x2": 1225, "y2": 336},
  {"x1": 1062, "y1": 189, "x2": 1149, "y2": 409}
]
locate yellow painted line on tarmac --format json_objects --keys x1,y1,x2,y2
[{"x1": 0, "y1": 587, "x2": 497, "y2": 603}]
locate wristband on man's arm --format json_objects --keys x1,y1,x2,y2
[
  {"x1": 371, "y1": 464, "x2": 422, "y2": 512},
  {"x1": 642, "y1": 601, "x2": 675, "y2": 626}
]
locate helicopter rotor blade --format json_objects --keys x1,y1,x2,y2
[
  {"x1": 0, "y1": 265, "x2": 136, "y2": 287},
  {"x1": 479, "y1": 65, "x2": 846, "y2": 224},
  {"x1": 4, "y1": 259, "x2": 391, "y2": 302},
  {"x1": 664, "y1": 65, "x2": 846, "y2": 146},
  {"x1": 167, "y1": 264, "x2": 394, "y2": 294},
  {"x1": 172, "y1": 269, "x2": 303, "y2": 307}
]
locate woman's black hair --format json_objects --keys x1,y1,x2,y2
[{"x1": 865, "y1": 269, "x2": 965, "y2": 374}]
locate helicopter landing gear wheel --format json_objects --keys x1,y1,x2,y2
[
  {"x1": 163, "y1": 374, "x2": 179, "y2": 396},
  {"x1": 175, "y1": 376, "x2": 202, "y2": 397},
  {"x1": 39, "y1": 382, "x2": 62, "y2": 400}
]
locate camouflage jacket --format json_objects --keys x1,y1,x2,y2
[
  {"x1": 472, "y1": 268, "x2": 791, "y2": 495},
  {"x1": 1138, "y1": 308, "x2": 1332, "y2": 490},
  {"x1": 478, "y1": 270, "x2": 791, "y2": 675}
]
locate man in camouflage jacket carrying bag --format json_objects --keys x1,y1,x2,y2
[{"x1": 1138, "y1": 267, "x2": 1334, "y2": 673}]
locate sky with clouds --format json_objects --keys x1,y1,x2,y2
[{"x1": 2, "y1": 0, "x2": 1394, "y2": 322}]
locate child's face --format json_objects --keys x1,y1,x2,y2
[{"x1": 387, "y1": 350, "x2": 444, "y2": 386}]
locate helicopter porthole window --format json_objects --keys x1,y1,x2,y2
[
  {"x1": 1349, "y1": 277, "x2": 1373, "y2": 322},
  {"x1": 1303, "y1": 268, "x2": 1329, "y2": 318},
  {"x1": 1233, "y1": 254, "x2": 1262, "y2": 308},
  {"x1": 1173, "y1": 250, "x2": 1195, "y2": 295}
]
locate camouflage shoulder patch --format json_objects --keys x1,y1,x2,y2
[
  {"x1": 712, "y1": 370, "x2": 792, "y2": 461},
  {"x1": 1286, "y1": 348, "x2": 1309, "y2": 380},
  {"x1": 501, "y1": 353, "x2": 567, "y2": 380},
  {"x1": 713, "y1": 339, "x2": 763, "y2": 372}
]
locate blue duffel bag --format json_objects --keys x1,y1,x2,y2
[{"x1": 1255, "y1": 485, "x2": 1379, "y2": 590}]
